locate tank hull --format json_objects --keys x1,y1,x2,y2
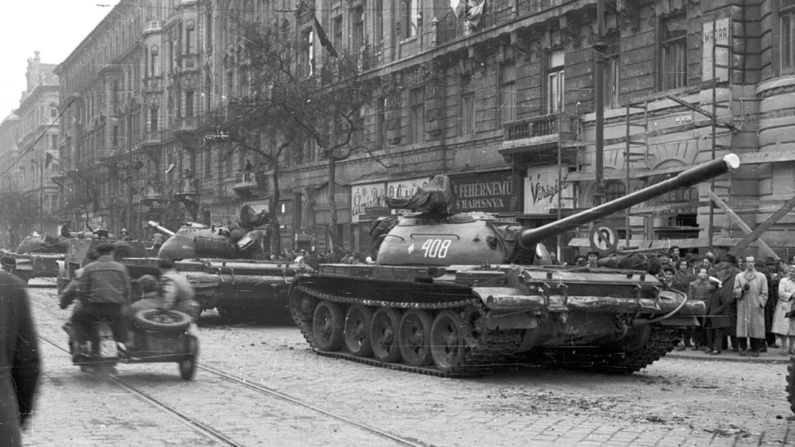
[
  {"x1": 290, "y1": 263, "x2": 700, "y2": 376},
  {"x1": 123, "y1": 257, "x2": 306, "y2": 320}
]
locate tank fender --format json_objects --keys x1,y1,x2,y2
[
  {"x1": 485, "y1": 311, "x2": 538, "y2": 331},
  {"x1": 472, "y1": 287, "x2": 546, "y2": 312},
  {"x1": 15, "y1": 256, "x2": 33, "y2": 272}
]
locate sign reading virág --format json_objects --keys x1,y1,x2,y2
[
  {"x1": 449, "y1": 170, "x2": 515, "y2": 213},
  {"x1": 524, "y1": 165, "x2": 573, "y2": 214}
]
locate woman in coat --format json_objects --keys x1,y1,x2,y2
[{"x1": 773, "y1": 264, "x2": 795, "y2": 354}]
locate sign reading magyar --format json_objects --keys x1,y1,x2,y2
[{"x1": 449, "y1": 171, "x2": 516, "y2": 213}]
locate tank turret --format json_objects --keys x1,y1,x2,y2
[{"x1": 374, "y1": 154, "x2": 740, "y2": 266}]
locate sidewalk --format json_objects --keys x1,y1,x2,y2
[{"x1": 667, "y1": 345, "x2": 791, "y2": 364}]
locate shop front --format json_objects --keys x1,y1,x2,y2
[
  {"x1": 522, "y1": 164, "x2": 575, "y2": 259},
  {"x1": 351, "y1": 181, "x2": 387, "y2": 256}
]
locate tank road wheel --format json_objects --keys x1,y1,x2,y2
[
  {"x1": 344, "y1": 305, "x2": 374, "y2": 357},
  {"x1": 430, "y1": 310, "x2": 468, "y2": 373},
  {"x1": 370, "y1": 308, "x2": 402, "y2": 363},
  {"x1": 398, "y1": 309, "x2": 434, "y2": 367},
  {"x1": 312, "y1": 301, "x2": 344, "y2": 352},
  {"x1": 787, "y1": 356, "x2": 795, "y2": 413}
]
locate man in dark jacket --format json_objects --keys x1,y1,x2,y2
[
  {"x1": 715, "y1": 255, "x2": 741, "y2": 351},
  {"x1": 68, "y1": 242, "x2": 131, "y2": 361},
  {"x1": 0, "y1": 271, "x2": 40, "y2": 447}
]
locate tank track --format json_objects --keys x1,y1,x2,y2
[
  {"x1": 787, "y1": 356, "x2": 795, "y2": 413},
  {"x1": 291, "y1": 284, "x2": 521, "y2": 378},
  {"x1": 561, "y1": 328, "x2": 680, "y2": 374}
]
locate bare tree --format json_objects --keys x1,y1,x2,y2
[
  {"x1": 220, "y1": 19, "x2": 373, "y2": 252},
  {"x1": 0, "y1": 184, "x2": 40, "y2": 248}
]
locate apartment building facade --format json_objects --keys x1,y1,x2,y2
[{"x1": 53, "y1": 0, "x2": 795, "y2": 258}]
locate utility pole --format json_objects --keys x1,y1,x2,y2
[
  {"x1": 593, "y1": 0, "x2": 606, "y2": 205},
  {"x1": 127, "y1": 107, "x2": 134, "y2": 234}
]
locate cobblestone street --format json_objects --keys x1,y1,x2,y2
[{"x1": 21, "y1": 283, "x2": 795, "y2": 446}]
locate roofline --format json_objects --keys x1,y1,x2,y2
[{"x1": 55, "y1": 0, "x2": 141, "y2": 74}]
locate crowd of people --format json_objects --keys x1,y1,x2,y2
[{"x1": 654, "y1": 248, "x2": 795, "y2": 357}]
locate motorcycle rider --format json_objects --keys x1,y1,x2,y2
[
  {"x1": 60, "y1": 250, "x2": 100, "y2": 335},
  {"x1": 68, "y1": 242, "x2": 132, "y2": 362}
]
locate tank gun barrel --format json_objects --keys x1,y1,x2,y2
[
  {"x1": 519, "y1": 154, "x2": 741, "y2": 249},
  {"x1": 148, "y1": 221, "x2": 176, "y2": 237}
]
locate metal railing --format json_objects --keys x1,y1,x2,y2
[{"x1": 502, "y1": 114, "x2": 576, "y2": 142}]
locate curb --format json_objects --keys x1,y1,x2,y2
[{"x1": 667, "y1": 351, "x2": 790, "y2": 364}]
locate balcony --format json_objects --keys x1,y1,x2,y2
[
  {"x1": 142, "y1": 130, "x2": 172, "y2": 147},
  {"x1": 176, "y1": 177, "x2": 199, "y2": 197},
  {"x1": 143, "y1": 77, "x2": 163, "y2": 93},
  {"x1": 181, "y1": 54, "x2": 200, "y2": 72},
  {"x1": 174, "y1": 116, "x2": 199, "y2": 134},
  {"x1": 499, "y1": 114, "x2": 579, "y2": 165},
  {"x1": 359, "y1": 44, "x2": 383, "y2": 71},
  {"x1": 232, "y1": 170, "x2": 267, "y2": 198},
  {"x1": 144, "y1": 21, "x2": 162, "y2": 35}
]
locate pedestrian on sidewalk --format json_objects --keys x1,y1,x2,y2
[
  {"x1": 705, "y1": 274, "x2": 731, "y2": 355},
  {"x1": 0, "y1": 271, "x2": 40, "y2": 447},
  {"x1": 773, "y1": 264, "x2": 795, "y2": 355},
  {"x1": 733, "y1": 256, "x2": 769, "y2": 357},
  {"x1": 688, "y1": 267, "x2": 714, "y2": 351}
]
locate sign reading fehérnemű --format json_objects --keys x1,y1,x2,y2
[{"x1": 449, "y1": 170, "x2": 515, "y2": 213}]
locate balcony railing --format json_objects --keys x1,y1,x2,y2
[
  {"x1": 142, "y1": 130, "x2": 172, "y2": 146},
  {"x1": 174, "y1": 116, "x2": 199, "y2": 133},
  {"x1": 502, "y1": 114, "x2": 576, "y2": 142},
  {"x1": 144, "y1": 21, "x2": 162, "y2": 34},
  {"x1": 181, "y1": 54, "x2": 200, "y2": 71}
]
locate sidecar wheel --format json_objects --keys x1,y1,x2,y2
[
  {"x1": 179, "y1": 336, "x2": 199, "y2": 381},
  {"x1": 133, "y1": 309, "x2": 191, "y2": 333}
]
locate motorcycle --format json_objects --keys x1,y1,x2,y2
[{"x1": 66, "y1": 308, "x2": 199, "y2": 380}]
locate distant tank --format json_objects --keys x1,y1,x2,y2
[
  {"x1": 121, "y1": 205, "x2": 308, "y2": 320},
  {"x1": 289, "y1": 154, "x2": 741, "y2": 376},
  {"x1": 1, "y1": 229, "x2": 77, "y2": 284}
]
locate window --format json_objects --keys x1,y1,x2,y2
[
  {"x1": 205, "y1": 74, "x2": 212, "y2": 112},
  {"x1": 604, "y1": 181, "x2": 626, "y2": 202},
  {"x1": 546, "y1": 51, "x2": 564, "y2": 114},
  {"x1": 375, "y1": 0, "x2": 384, "y2": 44},
  {"x1": 150, "y1": 46, "x2": 159, "y2": 77},
  {"x1": 150, "y1": 108, "x2": 158, "y2": 132},
  {"x1": 50, "y1": 107, "x2": 57, "y2": 119},
  {"x1": 782, "y1": 2, "x2": 795, "y2": 72},
  {"x1": 332, "y1": 16, "x2": 343, "y2": 51},
  {"x1": 51, "y1": 134, "x2": 58, "y2": 149},
  {"x1": 112, "y1": 125, "x2": 119, "y2": 147},
  {"x1": 169, "y1": 40, "x2": 174, "y2": 73},
  {"x1": 403, "y1": 0, "x2": 418, "y2": 39},
  {"x1": 375, "y1": 97, "x2": 386, "y2": 149},
  {"x1": 500, "y1": 62, "x2": 517, "y2": 124},
  {"x1": 185, "y1": 22, "x2": 195, "y2": 55},
  {"x1": 602, "y1": 33, "x2": 621, "y2": 109},
  {"x1": 185, "y1": 91, "x2": 194, "y2": 118},
  {"x1": 206, "y1": 11, "x2": 212, "y2": 47},
  {"x1": 660, "y1": 14, "x2": 688, "y2": 90},
  {"x1": 301, "y1": 29, "x2": 314, "y2": 77},
  {"x1": 352, "y1": 7, "x2": 364, "y2": 52},
  {"x1": 459, "y1": 75, "x2": 475, "y2": 135},
  {"x1": 408, "y1": 86, "x2": 425, "y2": 144}
]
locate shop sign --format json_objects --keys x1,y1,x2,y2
[
  {"x1": 524, "y1": 165, "x2": 574, "y2": 214},
  {"x1": 385, "y1": 177, "x2": 431, "y2": 200},
  {"x1": 351, "y1": 182, "x2": 387, "y2": 223},
  {"x1": 142, "y1": 199, "x2": 173, "y2": 209},
  {"x1": 449, "y1": 171, "x2": 515, "y2": 213},
  {"x1": 702, "y1": 18, "x2": 730, "y2": 82}
]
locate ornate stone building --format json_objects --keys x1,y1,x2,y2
[{"x1": 54, "y1": 0, "x2": 795, "y2": 259}]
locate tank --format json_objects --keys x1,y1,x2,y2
[
  {"x1": 121, "y1": 205, "x2": 309, "y2": 320},
  {"x1": 289, "y1": 154, "x2": 741, "y2": 376},
  {"x1": 1, "y1": 231, "x2": 74, "y2": 284}
]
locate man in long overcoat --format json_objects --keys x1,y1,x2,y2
[
  {"x1": 0, "y1": 271, "x2": 40, "y2": 447},
  {"x1": 733, "y1": 256, "x2": 769, "y2": 356},
  {"x1": 715, "y1": 255, "x2": 741, "y2": 350}
]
